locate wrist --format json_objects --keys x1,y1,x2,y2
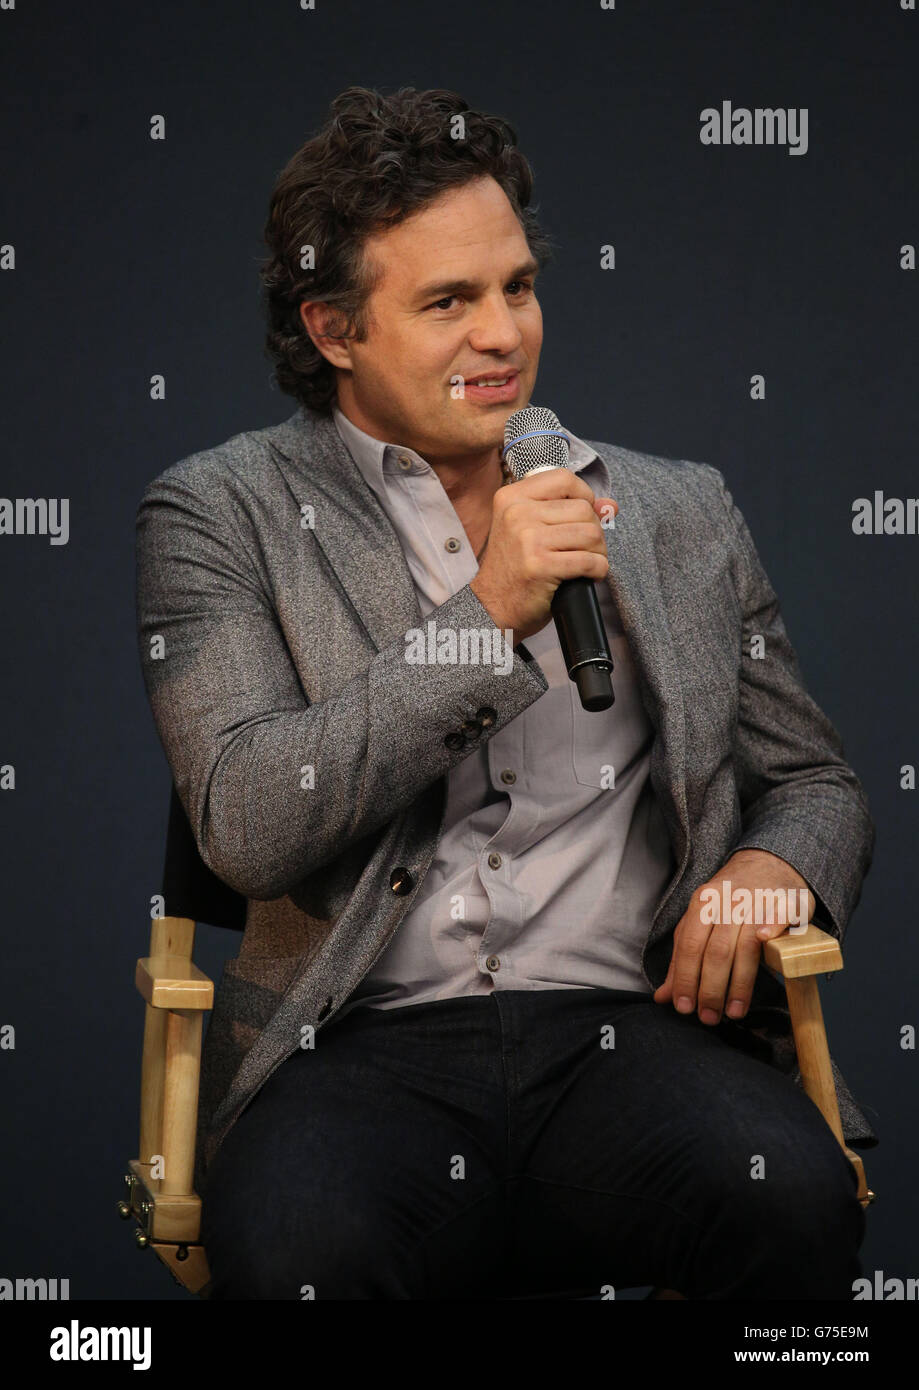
[
  {"x1": 723, "y1": 847, "x2": 816, "y2": 926},
  {"x1": 727, "y1": 846, "x2": 805, "y2": 887},
  {"x1": 469, "y1": 578, "x2": 510, "y2": 637}
]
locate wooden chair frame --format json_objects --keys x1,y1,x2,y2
[{"x1": 119, "y1": 915, "x2": 875, "y2": 1299}]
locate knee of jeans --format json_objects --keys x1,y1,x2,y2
[
  {"x1": 705, "y1": 1132, "x2": 864, "y2": 1244},
  {"x1": 204, "y1": 1190, "x2": 410, "y2": 1300},
  {"x1": 689, "y1": 1102, "x2": 856, "y2": 1198}
]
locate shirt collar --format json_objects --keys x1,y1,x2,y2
[{"x1": 332, "y1": 402, "x2": 601, "y2": 494}]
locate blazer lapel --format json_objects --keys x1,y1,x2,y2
[
  {"x1": 271, "y1": 407, "x2": 424, "y2": 653},
  {"x1": 590, "y1": 441, "x2": 691, "y2": 904}
]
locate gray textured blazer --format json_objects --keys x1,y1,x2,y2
[{"x1": 134, "y1": 403, "x2": 878, "y2": 1198}]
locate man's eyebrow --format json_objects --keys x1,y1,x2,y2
[{"x1": 411, "y1": 258, "x2": 540, "y2": 305}]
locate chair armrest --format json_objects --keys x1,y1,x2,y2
[
  {"x1": 135, "y1": 955, "x2": 214, "y2": 1010},
  {"x1": 134, "y1": 953, "x2": 212, "y2": 1207},
  {"x1": 121, "y1": 921, "x2": 217, "y2": 1289},
  {"x1": 760, "y1": 923, "x2": 874, "y2": 1208},
  {"x1": 762, "y1": 922, "x2": 842, "y2": 978}
]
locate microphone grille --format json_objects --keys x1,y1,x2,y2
[{"x1": 502, "y1": 405, "x2": 571, "y2": 480}]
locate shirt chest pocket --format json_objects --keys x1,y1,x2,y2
[{"x1": 568, "y1": 635, "x2": 654, "y2": 789}]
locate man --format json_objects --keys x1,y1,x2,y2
[{"x1": 135, "y1": 85, "x2": 876, "y2": 1300}]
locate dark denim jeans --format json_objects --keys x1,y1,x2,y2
[{"x1": 201, "y1": 987, "x2": 865, "y2": 1300}]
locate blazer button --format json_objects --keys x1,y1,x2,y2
[
  {"x1": 461, "y1": 718, "x2": 482, "y2": 738},
  {"x1": 444, "y1": 731, "x2": 465, "y2": 750},
  {"x1": 390, "y1": 866, "x2": 415, "y2": 895},
  {"x1": 476, "y1": 706, "x2": 497, "y2": 728}
]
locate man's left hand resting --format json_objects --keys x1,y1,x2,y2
[{"x1": 653, "y1": 848, "x2": 817, "y2": 1026}]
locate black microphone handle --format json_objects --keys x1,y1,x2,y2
[{"x1": 550, "y1": 576, "x2": 615, "y2": 712}]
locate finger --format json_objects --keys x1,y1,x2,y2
[
  {"x1": 517, "y1": 468, "x2": 600, "y2": 504},
  {"x1": 543, "y1": 521, "x2": 613, "y2": 554},
  {"x1": 653, "y1": 914, "x2": 685, "y2": 1005},
  {"x1": 754, "y1": 889, "x2": 815, "y2": 940},
  {"x1": 724, "y1": 926, "x2": 764, "y2": 1020},
  {"x1": 696, "y1": 919, "x2": 744, "y2": 1023},
  {"x1": 550, "y1": 548, "x2": 613, "y2": 582},
  {"x1": 669, "y1": 916, "x2": 712, "y2": 1015},
  {"x1": 515, "y1": 497, "x2": 602, "y2": 526}
]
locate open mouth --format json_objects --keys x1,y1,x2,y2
[{"x1": 463, "y1": 372, "x2": 520, "y2": 401}]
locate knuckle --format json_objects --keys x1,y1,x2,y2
[
  {"x1": 688, "y1": 887, "x2": 708, "y2": 913},
  {"x1": 705, "y1": 934, "x2": 734, "y2": 964},
  {"x1": 681, "y1": 926, "x2": 707, "y2": 956}
]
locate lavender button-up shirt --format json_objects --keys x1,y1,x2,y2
[{"x1": 331, "y1": 404, "x2": 675, "y2": 1015}]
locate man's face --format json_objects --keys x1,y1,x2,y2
[{"x1": 309, "y1": 176, "x2": 543, "y2": 463}]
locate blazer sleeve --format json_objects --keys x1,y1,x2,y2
[
  {"x1": 135, "y1": 468, "x2": 548, "y2": 901},
  {"x1": 701, "y1": 464, "x2": 876, "y2": 943}
]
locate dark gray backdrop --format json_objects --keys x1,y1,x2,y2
[{"x1": 1, "y1": 0, "x2": 915, "y2": 1299}]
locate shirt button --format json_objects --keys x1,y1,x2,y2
[
  {"x1": 485, "y1": 955, "x2": 500, "y2": 972},
  {"x1": 444, "y1": 537, "x2": 461, "y2": 553},
  {"x1": 398, "y1": 455, "x2": 413, "y2": 470},
  {"x1": 500, "y1": 769, "x2": 516, "y2": 785},
  {"x1": 487, "y1": 852, "x2": 502, "y2": 869},
  {"x1": 476, "y1": 706, "x2": 498, "y2": 728}
]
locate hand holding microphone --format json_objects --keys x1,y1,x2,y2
[{"x1": 469, "y1": 405, "x2": 618, "y2": 710}]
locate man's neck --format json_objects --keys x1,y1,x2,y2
[
  {"x1": 432, "y1": 447, "x2": 503, "y2": 509},
  {"x1": 334, "y1": 396, "x2": 504, "y2": 510}
]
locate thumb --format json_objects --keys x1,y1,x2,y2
[
  {"x1": 754, "y1": 888, "x2": 815, "y2": 940},
  {"x1": 755, "y1": 921, "x2": 790, "y2": 941}
]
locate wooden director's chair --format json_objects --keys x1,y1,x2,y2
[{"x1": 119, "y1": 785, "x2": 876, "y2": 1299}]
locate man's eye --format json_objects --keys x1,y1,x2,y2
[{"x1": 426, "y1": 280, "x2": 535, "y2": 312}]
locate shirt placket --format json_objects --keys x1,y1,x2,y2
[
  {"x1": 389, "y1": 448, "x2": 531, "y2": 992},
  {"x1": 475, "y1": 711, "x2": 530, "y2": 989}
]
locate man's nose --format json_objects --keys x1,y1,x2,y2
[{"x1": 466, "y1": 293, "x2": 526, "y2": 355}]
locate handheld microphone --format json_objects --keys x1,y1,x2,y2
[{"x1": 502, "y1": 405, "x2": 615, "y2": 712}]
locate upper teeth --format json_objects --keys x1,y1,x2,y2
[{"x1": 475, "y1": 378, "x2": 508, "y2": 386}]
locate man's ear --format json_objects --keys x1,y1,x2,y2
[{"x1": 299, "y1": 301, "x2": 354, "y2": 371}]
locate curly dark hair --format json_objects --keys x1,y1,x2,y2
[{"x1": 259, "y1": 86, "x2": 554, "y2": 414}]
